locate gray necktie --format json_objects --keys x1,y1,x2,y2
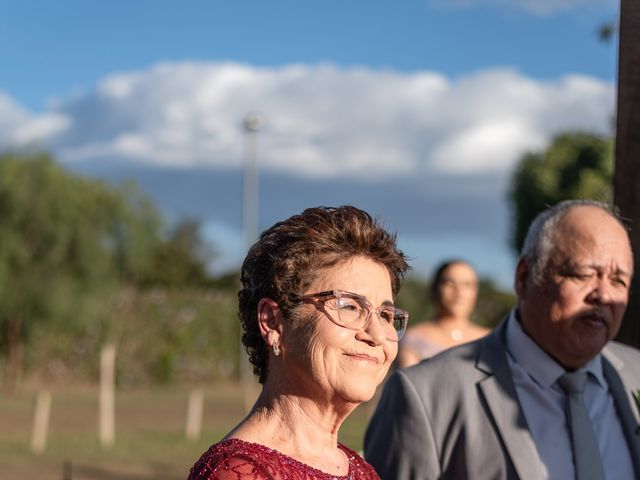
[{"x1": 558, "y1": 371, "x2": 605, "y2": 480}]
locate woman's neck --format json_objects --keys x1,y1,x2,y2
[{"x1": 226, "y1": 383, "x2": 356, "y2": 474}]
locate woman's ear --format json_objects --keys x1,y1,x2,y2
[{"x1": 257, "y1": 298, "x2": 283, "y2": 347}]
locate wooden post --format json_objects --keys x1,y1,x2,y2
[
  {"x1": 62, "y1": 459, "x2": 72, "y2": 480},
  {"x1": 614, "y1": 0, "x2": 640, "y2": 348},
  {"x1": 30, "y1": 390, "x2": 51, "y2": 454},
  {"x1": 241, "y1": 114, "x2": 262, "y2": 413},
  {"x1": 99, "y1": 343, "x2": 116, "y2": 447},
  {"x1": 185, "y1": 388, "x2": 204, "y2": 441}
]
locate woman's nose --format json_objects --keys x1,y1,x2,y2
[{"x1": 361, "y1": 310, "x2": 388, "y2": 344}]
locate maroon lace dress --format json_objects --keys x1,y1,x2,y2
[{"x1": 188, "y1": 438, "x2": 380, "y2": 480}]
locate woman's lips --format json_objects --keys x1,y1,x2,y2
[{"x1": 344, "y1": 352, "x2": 381, "y2": 364}]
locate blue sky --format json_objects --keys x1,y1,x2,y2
[{"x1": 0, "y1": 0, "x2": 619, "y2": 287}]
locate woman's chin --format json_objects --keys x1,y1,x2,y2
[{"x1": 335, "y1": 385, "x2": 377, "y2": 406}]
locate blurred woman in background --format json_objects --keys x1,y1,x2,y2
[
  {"x1": 188, "y1": 206, "x2": 409, "y2": 480},
  {"x1": 396, "y1": 260, "x2": 488, "y2": 368}
]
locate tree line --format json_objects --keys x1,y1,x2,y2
[
  {"x1": 0, "y1": 132, "x2": 616, "y2": 392},
  {"x1": 0, "y1": 151, "x2": 236, "y2": 393}
]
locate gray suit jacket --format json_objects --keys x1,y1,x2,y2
[{"x1": 365, "y1": 320, "x2": 640, "y2": 480}]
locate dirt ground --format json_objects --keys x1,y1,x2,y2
[
  {"x1": 0, "y1": 383, "x2": 371, "y2": 480},
  {"x1": 0, "y1": 384, "x2": 247, "y2": 480}
]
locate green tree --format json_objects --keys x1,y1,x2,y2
[
  {"x1": 509, "y1": 132, "x2": 613, "y2": 254},
  {"x1": 0, "y1": 151, "x2": 161, "y2": 391},
  {"x1": 597, "y1": 21, "x2": 618, "y2": 43},
  {"x1": 474, "y1": 279, "x2": 516, "y2": 329},
  {"x1": 142, "y1": 218, "x2": 214, "y2": 288}
]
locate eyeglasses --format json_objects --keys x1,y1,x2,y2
[{"x1": 295, "y1": 289, "x2": 409, "y2": 341}]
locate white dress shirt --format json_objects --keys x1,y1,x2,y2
[{"x1": 505, "y1": 311, "x2": 635, "y2": 479}]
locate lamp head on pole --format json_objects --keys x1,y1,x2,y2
[{"x1": 243, "y1": 114, "x2": 262, "y2": 133}]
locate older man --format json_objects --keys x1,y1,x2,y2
[{"x1": 365, "y1": 200, "x2": 640, "y2": 479}]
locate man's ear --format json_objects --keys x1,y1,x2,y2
[
  {"x1": 257, "y1": 298, "x2": 283, "y2": 347},
  {"x1": 514, "y1": 258, "x2": 530, "y2": 298}
]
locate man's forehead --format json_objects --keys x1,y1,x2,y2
[
  {"x1": 557, "y1": 205, "x2": 628, "y2": 238},
  {"x1": 554, "y1": 208, "x2": 630, "y2": 248},
  {"x1": 548, "y1": 231, "x2": 631, "y2": 273}
]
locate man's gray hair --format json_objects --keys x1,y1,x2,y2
[{"x1": 520, "y1": 199, "x2": 624, "y2": 284}]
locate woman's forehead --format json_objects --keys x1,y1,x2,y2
[{"x1": 308, "y1": 258, "x2": 392, "y2": 295}]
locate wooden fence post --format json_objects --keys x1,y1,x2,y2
[
  {"x1": 30, "y1": 390, "x2": 51, "y2": 453},
  {"x1": 185, "y1": 388, "x2": 204, "y2": 441},
  {"x1": 99, "y1": 343, "x2": 116, "y2": 447}
]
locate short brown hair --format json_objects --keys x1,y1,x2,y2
[{"x1": 238, "y1": 205, "x2": 409, "y2": 383}]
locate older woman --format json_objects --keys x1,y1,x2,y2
[
  {"x1": 188, "y1": 206, "x2": 409, "y2": 480},
  {"x1": 397, "y1": 259, "x2": 488, "y2": 368}
]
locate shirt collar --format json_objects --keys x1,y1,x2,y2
[{"x1": 505, "y1": 310, "x2": 606, "y2": 389}]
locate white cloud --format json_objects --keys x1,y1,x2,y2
[
  {"x1": 429, "y1": 0, "x2": 615, "y2": 15},
  {"x1": 430, "y1": 120, "x2": 545, "y2": 173},
  {"x1": 0, "y1": 62, "x2": 614, "y2": 183},
  {"x1": 0, "y1": 92, "x2": 69, "y2": 146},
  {"x1": 0, "y1": 62, "x2": 614, "y2": 283}
]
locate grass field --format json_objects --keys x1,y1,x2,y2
[{"x1": 0, "y1": 383, "x2": 374, "y2": 480}]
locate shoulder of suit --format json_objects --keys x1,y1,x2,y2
[
  {"x1": 605, "y1": 340, "x2": 640, "y2": 360},
  {"x1": 606, "y1": 341, "x2": 640, "y2": 355},
  {"x1": 398, "y1": 337, "x2": 483, "y2": 381}
]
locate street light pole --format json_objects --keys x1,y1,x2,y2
[
  {"x1": 240, "y1": 114, "x2": 262, "y2": 411},
  {"x1": 242, "y1": 114, "x2": 262, "y2": 249}
]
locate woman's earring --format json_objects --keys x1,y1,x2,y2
[{"x1": 272, "y1": 344, "x2": 280, "y2": 357}]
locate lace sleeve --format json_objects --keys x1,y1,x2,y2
[{"x1": 189, "y1": 453, "x2": 273, "y2": 480}]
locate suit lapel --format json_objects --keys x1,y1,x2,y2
[
  {"x1": 476, "y1": 321, "x2": 545, "y2": 480},
  {"x1": 602, "y1": 348, "x2": 640, "y2": 475}
]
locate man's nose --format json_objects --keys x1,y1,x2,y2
[{"x1": 587, "y1": 278, "x2": 615, "y2": 304}]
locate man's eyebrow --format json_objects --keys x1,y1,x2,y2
[
  {"x1": 574, "y1": 263, "x2": 632, "y2": 277},
  {"x1": 613, "y1": 268, "x2": 632, "y2": 277}
]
